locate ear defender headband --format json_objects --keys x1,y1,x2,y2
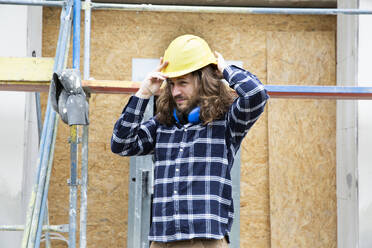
[{"x1": 173, "y1": 106, "x2": 201, "y2": 124}]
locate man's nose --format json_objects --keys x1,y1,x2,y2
[{"x1": 172, "y1": 85, "x2": 181, "y2": 97}]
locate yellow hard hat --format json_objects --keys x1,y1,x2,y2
[{"x1": 161, "y1": 34, "x2": 217, "y2": 78}]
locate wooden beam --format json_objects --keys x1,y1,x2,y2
[
  {"x1": 0, "y1": 80, "x2": 142, "y2": 93},
  {"x1": 82, "y1": 80, "x2": 141, "y2": 94},
  {"x1": 0, "y1": 57, "x2": 53, "y2": 92},
  {"x1": 0, "y1": 57, "x2": 54, "y2": 81},
  {"x1": 0, "y1": 81, "x2": 50, "y2": 92}
]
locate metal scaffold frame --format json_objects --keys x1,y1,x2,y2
[{"x1": 0, "y1": 0, "x2": 371, "y2": 247}]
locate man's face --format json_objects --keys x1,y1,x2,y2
[{"x1": 169, "y1": 73, "x2": 198, "y2": 113}]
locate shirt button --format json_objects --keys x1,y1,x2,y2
[
  {"x1": 184, "y1": 128, "x2": 187, "y2": 131},
  {"x1": 180, "y1": 148, "x2": 183, "y2": 152},
  {"x1": 174, "y1": 191, "x2": 178, "y2": 194},
  {"x1": 176, "y1": 168, "x2": 179, "y2": 172}
]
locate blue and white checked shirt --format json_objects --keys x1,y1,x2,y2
[{"x1": 111, "y1": 65, "x2": 269, "y2": 243}]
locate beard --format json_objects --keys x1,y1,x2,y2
[{"x1": 175, "y1": 94, "x2": 200, "y2": 115}]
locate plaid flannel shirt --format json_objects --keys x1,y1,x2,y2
[{"x1": 111, "y1": 65, "x2": 269, "y2": 242}]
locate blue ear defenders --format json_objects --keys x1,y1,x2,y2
[{"x1": 173, "y1": 106, "x2": 201, "y2": 124}]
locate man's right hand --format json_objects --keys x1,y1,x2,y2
[{"x1": 135, "y1": 58, "x2": 169, "y2": 99}]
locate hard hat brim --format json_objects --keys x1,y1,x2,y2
[{"x1": 162, "y1": 60, "x2": 217, "y2": 78}]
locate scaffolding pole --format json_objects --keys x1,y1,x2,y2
[
  {"x1": 34, "y1": 92, "x2": 52, "y2": 248},
  {"x1": 1, "y1": 0, "x2": 372, "y2": 15},
  {"x1": 68, "y1": 0, "x2": 82, "y2": 246},
  {"x1": 34, "y1": 117, "x2": 59, "y2": 248},
  {"x1": 79, "y1": 0, "x2": 92, "y2": 246},
  {"x1": 86, "y1": 2, "x2": 372, "y2": 15},
  {"x1": 0, "y1": 0, "x2": 64, "y2": 6},
  {"x1": 0, "y1": 225, "x2": 68, "y2": 232}
]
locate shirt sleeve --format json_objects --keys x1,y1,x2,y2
[
  {"x1": 111, "y1": 96, "x2": 158, "y2": 156},
  {"x1": 223, "y1": 65, "x2": 269, "y2": 151}
]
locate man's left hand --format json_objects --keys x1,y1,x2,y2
[{"x1": 215, "y1": 51, "x2": 228, "y2": 74}]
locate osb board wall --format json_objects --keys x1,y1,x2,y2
[
  {"x1": 267, "y1": 32, "x2": 336, "y2": 247},
  {"x1": 42, "y1": 8, "x2": 336, "y2": 247}
]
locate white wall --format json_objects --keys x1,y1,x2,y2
[
  {"x1": 337, "y1": 0, "x2": 372, "y2": 247},
  {"x1": 336, "y1": 0, "x2": 359, "y2": 247},
  {"x1": 358, "y1": 1, "x2": 372, "y2": 247},
  {"x1": 0, "y1": 4, "x2": 41, "y2": 247}
]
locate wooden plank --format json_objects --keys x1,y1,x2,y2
[
  {"x1": 0, "y1": 81, "x2": 50, "y2": 92},
  {"x1": 82, "y1": 80, "x2": 141, "y2": 94},
  {"x1": 0, "y1": 57, "x2": 54, "y2": 81},
  {"x1": 0, "y1": 79, "x2": 142, "y2": 93},
  {"x1": 267, "y1": 31, "x2": 337, "y2": 248}
]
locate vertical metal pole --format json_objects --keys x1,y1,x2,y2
[
  {"x1": 35, "y1": 114, "x2": 59, "y2": 248},
  {"x1": 80, "y1": 124, "x2": 89, "y2": 248},
  {"x1": 69, "y1": 0, "x2": 81, "y2": 246},
  {"x1": 83, "y1": 0, "x2": 91, "y2": 80},
  {"x1": 230, "y1": 150, "x2": 240, "y2": 248},
  {"x1": 35, "y1": 92, "x2": 52, "y2": 248},
  {"x1": 24, "y1": 103, "x2": 51, "y2": 247},
  {"x1": 35, "y1": 92, "x2": 42, "y2": 143},
  {"x1": 43, "y1": 205, "x2": 51, "y2": 248},
  {"x1": 28, "y1": 114, "x2": 57, "y2": 248},
  {"x1": 72, "y1": 0, "x2": 81, "y2": 70},
  {"x1": 79, "y1": 0, "x2": 91, "y2": 246},
  {"x1": 133, "y1": 170, "x2": 144, "y2": 247},
  {"x1": 69, "y1": 126, "x2": 79, "y2": 248}
]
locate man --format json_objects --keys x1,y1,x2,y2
[{"x1": 111, "y1": 35, "x2": 269, "y2": 247}]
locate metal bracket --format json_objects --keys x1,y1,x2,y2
[
  {"x1": 81, "y1": 1, "x2": 92, "y2": 10},
  {"x1": 67, "y1": 178, "x2": 81, "y2": 186},
  {"x1": 68, "y1": 136, "x2": 82, "y2": 144}
]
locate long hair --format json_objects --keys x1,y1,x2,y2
[{"x1": 156, "y1": 64, "x2": 234, "y2": 126}]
